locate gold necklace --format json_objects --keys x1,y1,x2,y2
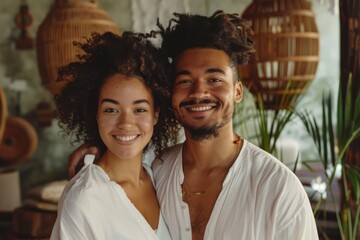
[{"x1": 181, "y1": 135, "x2": 242, "y2": 200}]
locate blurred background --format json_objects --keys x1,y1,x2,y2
[{"x1": 0, "y1": 0, "x2": 339, "y2": 194}]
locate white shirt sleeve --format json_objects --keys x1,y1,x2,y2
[
  {"x1": 276, "y1": 198, "x2": 318, "y2": 240},
  {"x1": 50, "y1": 195, "x2": 100, "y2": 240}
]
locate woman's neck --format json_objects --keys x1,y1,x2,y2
[{"x1": 96, "y1": 150, "x2": 145, "y2": 186}]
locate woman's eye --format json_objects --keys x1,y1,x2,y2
[
  {"x1": 176, "y1": 79, "x2": 192, "y2": 85},
  {"x1": 103, "y1": 108, "x2": 117, "y2": 113}
]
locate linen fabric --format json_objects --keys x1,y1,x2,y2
[
  {"x1": 153, "y1": 140, "x2": 318, "y2": 240},
  {"x1": 50, "y1": 155, "x2": 171, "y2": 240}
]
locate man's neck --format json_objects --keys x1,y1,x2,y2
[
  {"x1": 183, "y1": 126, "x2": 241, "y2": 169},
  {"x1": 181, "y1": 124, "x2": 243, "y2": 240}
]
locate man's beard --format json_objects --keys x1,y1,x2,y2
[{"x1": 181, "y1": 112, "x2": 232, "y2": 141}]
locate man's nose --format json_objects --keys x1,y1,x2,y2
[{"x1": 189, "y1": 80, "x2": 210, "y2": 98}]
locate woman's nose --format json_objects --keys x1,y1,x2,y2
[{"x1": 116, "y1": 112, "x2": 134, "y2": 127}]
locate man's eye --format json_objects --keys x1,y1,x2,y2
[
  {"x1": 208, "y1": 78, "x2": 221, "y2": 83},
  {"x1": 136, "y1": 108, "x2": 147, "y2": 113}
]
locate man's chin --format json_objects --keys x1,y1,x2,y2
[{"x1": 185, "y1": 125, "x2": 219, "y2": 141}]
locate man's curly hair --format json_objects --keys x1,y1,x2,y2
[
  {"x1": 157, "y1": 10, "x2": 256, "y2": 85},
  {"x1": 55, "y1": 31, "x2": 180, "y2": 156}
]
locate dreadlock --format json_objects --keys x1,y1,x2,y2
[{"x1": 157, "y1": 10, "x2": 256, "y2": 85}]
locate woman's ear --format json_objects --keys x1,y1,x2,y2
[
  {"x1": 234, "y1": 82, "x2": 243, "y2": 103},
  {"x1": 154, "y1": 108, "x2": 160, "y2": 126}
]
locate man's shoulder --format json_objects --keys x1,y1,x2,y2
[
  {"x1": 152, "y1": 143, "x2": 183, "y2": 175},
  {"x1": 242, "y1": 140, "x2": 302, "y2": 187},
  {"x1": 153, "y1": 143, "x2": 182, "y2": 167},
  {"x1": 163, "y1": 142, "x2": 183, "y2": 154},
  {"x1": 244, "y1": 140, "x2": 290, "y2": 170}
]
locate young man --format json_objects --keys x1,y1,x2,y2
[
  {"x1": 151, "y1": 11, "x2": 318, "y2": 240},
  {"x1": 68, "y1": 11, "x2": 318, "y2": 240}
]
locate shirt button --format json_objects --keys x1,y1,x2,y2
[
  {"x1": 181, "y1": 205, "x2": 186, "y2": 209},
  {"x1": 185, "y1": 227, "x2": 191, "y2": 231}
]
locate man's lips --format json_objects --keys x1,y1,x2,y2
[
  {"x1": 179, "y1": 99, "x2": 219, "y2": 109},
  {"x1": 185, "y1": 105, "x2": 216, "y2": 112},
  {"x1": 187, "y1": 106, "x2": 213, "y2": 111}
]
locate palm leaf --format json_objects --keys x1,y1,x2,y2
[
  {"x1": 346, "y1": 166, "x2": 360, "y2": 201},
  {"x1": 326, "y1": 93, "x2": 336, "y2": 167},
  {"x1": 322, "y1": 95, "x2": 329, "y2": 168},
  {"x1": 297, "y1": 111, "x2": 325, "y2": 166},
  {"x1": 337, "y1": 78, "x2": 344, "y2": 148},
  {"x1": 352, "y1": 87, "x2": 360, "y2": 131}
]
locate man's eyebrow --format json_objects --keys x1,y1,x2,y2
[
  {"x1": 175, "y1": 68, "x2": 226, "y2": 78},
  {"x1": 206, "y1": 68, "x2": 226, "y2": 75},
  {"x1": 174, "y1": 70, "x2": 190, "y2": 78}
]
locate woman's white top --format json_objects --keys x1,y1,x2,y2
[{"x1": 50, "y1": 155, "x2": 171, "y2": 240}]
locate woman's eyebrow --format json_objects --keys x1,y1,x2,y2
[
  {"x1": 100, "y1": 98, "x2": 151, "y2": 105},
  {"x1": 101, "y1": 98, "x2": 118, "y2": 104},
  {"x1": 134, "y1": 99, "x2": 151, "y2": 105}
]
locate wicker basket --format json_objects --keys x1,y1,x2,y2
[
  {"x1": 36, "y1": 0, "x2": 122, "y2": 95},
  {"x1": 239, "y1": 0, "x2": 319, "y2": 110}
]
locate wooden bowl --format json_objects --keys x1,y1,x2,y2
[{"x1": 0, "y1": 116, "x2": 38, "y2": 165}]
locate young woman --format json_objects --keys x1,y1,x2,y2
[{"x1": 50, "y1": 31, "x2": 179, "y2": 240}]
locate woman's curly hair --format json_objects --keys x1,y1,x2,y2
[
  {"x1": 157, "y1": 10, "x2": 256, "y2": 85},
  {"x1": 55, "y1": 31, "x2": 180, "y2": 156}
]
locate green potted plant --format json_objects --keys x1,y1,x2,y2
[
  {"x1": 234, "y1": 86, "x2": 299, "y2": 172},
  {"x1": 298, "y1": 74, "x2": 360, "y2": 240}
]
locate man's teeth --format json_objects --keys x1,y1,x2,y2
[
  {"x1": 115, "y1": 135, "x2": 137, "y2": 141},
  {"x1": 190, "y1": 106, "x2": 212, "y2": 111}
]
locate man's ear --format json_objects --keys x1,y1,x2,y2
[
  {"x1": 154, "y1": 108, "x2": 160, "y2": 126},
  {"x1": 234, "y1": 82, "x2": 243, "y2": 103}
]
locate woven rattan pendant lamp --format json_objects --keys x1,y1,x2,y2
[
  {"x1": 239, "y1": 0, "x2": 319, "y2": 110},
  {"x1": 36, "y1": 0, "x2": 121, "y2": 95}
]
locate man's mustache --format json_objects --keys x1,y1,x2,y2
[{"x1": 179, "y1": 99, "x2": 218, "y2": 108}]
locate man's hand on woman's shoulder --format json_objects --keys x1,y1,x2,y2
[{"x1": 67, "y1": 143, "x2": 101, "y2": 179}]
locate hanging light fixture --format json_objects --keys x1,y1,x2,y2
[
  {"x1": 36, "y1": 0, "x2": 121, "y2": 95},
  {"x1": 239, "y1": 0, "x2": 320, "y2": 110}
]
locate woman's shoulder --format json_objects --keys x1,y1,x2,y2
[{"x1": 63, "y1": 163, "x2": 109, "y2": 203}]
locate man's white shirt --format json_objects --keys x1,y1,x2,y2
[{"x1": 153, "y1": 140, "x2": 318, "y2": 240}]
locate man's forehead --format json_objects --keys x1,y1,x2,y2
[{"x1": 174, "y1": 48, "x2": 231, "y2": 69}]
